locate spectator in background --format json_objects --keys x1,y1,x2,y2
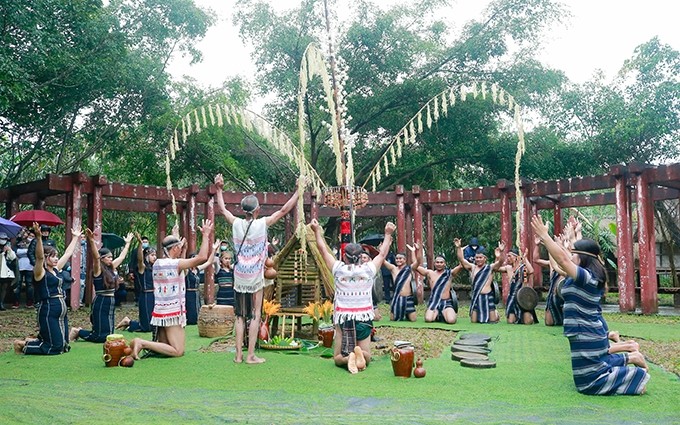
[
  {"x1": 14, "y1": 230, "x2": 34, "y2": 308},
  {"x1": 463, "y1": 237, "x2": 484, "y2": 263},
  {"x1": 28, "y1": 225, "x2": 56, "y2": 267},
  {"x1": 79, "y1": 233, "x2": 87, "y2": 306},
  {"x1": 60, "y1": 262, "x2": 74, "y2": 309},
  {"x1": 0, "y1": 233, "x2": 17, "y2": 310}
]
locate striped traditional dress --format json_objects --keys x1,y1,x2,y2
[
  {"x1": 78, "y1": 273, "x2": 115, "y2": 342},
  {"x1": 150, "y1": 258, "x2": 186, "y2": 328},
  {"x1": 469, "y1": 265, "x2": 495, "y2": 323},
  {"x1": 23, "y1": 270, "x2": 69, "y2": 355},
  {"x1": 232, "y1": 217, "x2": 267, "y2": 293},
  {"x1": 332, "y1": 261, "x2": 375, "y2": 324},
  {"x1": 545, "y1": 270, "x2": 565, "y2": 325},
  {"x1": 563, "y1": 267, "x2": 650, "y2": 395}
]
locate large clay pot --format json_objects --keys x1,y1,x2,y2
[
  {"x1": 318, "y1": 327, "x2": 334, "y2": 348},
  {"x1": 103, "y1": 334, "x2": 127, "y2": 367},
  {"x1": 390, "y1": 345, "x2": 415, "y2": 378},
  {"x1": 259, "y1": 319, "x2": 270, "y2": 341}
]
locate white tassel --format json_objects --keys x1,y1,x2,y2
[
  {"x1": 417, "y1": 112, "x2": 423, "y2": 133},
  {"x1": 390, "y1": 144, "x2": 396, "y2": 165},
  {"x1": 201, "y1": 106, "x2": 208, "y2": 128},
  {"x1": 507, "y1": 95, "x2": 514, "y2": 112},
  {"x1": 403, "y1": 126, "x2": 409, "y2": 146},
  {"x1": 169, "y1": 135, "x2": 175, "y2": 160},
  {"x1": 460, "y1": 85, "x2": 467, "y2": 101},
  {"x1": 396, "y1": 133, "x2": 403, "y2": 157},
  {"x1": 449, "y1": 86, "x2": 456, "y2": 106},
  {"x1": 223, "y1": 105, "x2": 231, "y2": 125},
  {"x1": 193, "y1": 109, "x2": 201, "y2": 133},
  {"x1": 208, "y1": 104, "x2": 216, "y2": 126},
  {"x1": 185, "y1": 113, "x2": 192, "y2": 136},
  {"x1": 174, "y1": 128, "x2": 180, "y2": 152},
  {"x1": 216, "y1": 104, "x2": 223, "y2": 127},
  {"x1": 471, "y1": 81, "x2": 478, "y2": 98},
  {"x1": 481, "y1": 81, "x2": 487, "y2": 100},
  {"x1": 181, "y1": 118, "x2": 187, "y2": 144},
  {"x1": 433, "y1": 96, "x2": 440, "y2": 122},
  {"x1": 376, "y1": 161, "x2": 381, "y2": 183},
  {"x1": 409, "y1": 120, "x2": 416, "y2": 144},
  {"x1": 491, "y1": 84, "x2": 498, "y2": 103},
  {"x1": 499, "y1": 89, "x2": 506, "y2": 105},
  {"x1": 383, "y1": 155, "x2": 389, "y2": 177},
  {"x1": 426, "y1": 104, "x2": 432, "y2": 129},
  {"x1": 441, "y1": 92, "x2": 448, "y2": 116}
]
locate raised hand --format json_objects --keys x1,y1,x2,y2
[
  {"x1": 453, "y1": 238, "x2": 461, "y2": 248},
  {"x1": 310, "y1": 219, "x2": 320, "y2": 233},
  {"x1": 198, "y1": 219, "x2": 214, "y2": 235},
  {"x1": 384, "y1": 222, "x2": 396, "y2": 235},
  {"x1": 85, "y1": 227, "x2": 94, "y2": 240},
  {"x1": 531, "y1": 215, "x2": 550, "y2": 240},
  {"x1": 212, "y1": 240, "x2": 221, "y2": 251},
  {"x1": 497, "y1": 240, "x2": 506, "y2": 252},
  {"x1": 32, "y1": 221, "x2": 41, "y2": 235},
  {"x1": 71, "y1": 227, "x2": 83, "y2": 239},
  {"x1": 124, "y1": 232, "x2": 134, "y2": 244},
  {"x1": 214, "y1": 174, "x2": 225, "y2": 189}
]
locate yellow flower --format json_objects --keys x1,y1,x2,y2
[{"x1": 262, "y1": 300, "x2": 281, "y2": 316}]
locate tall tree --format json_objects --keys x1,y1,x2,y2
[{"x1": 0, "y1": 0, "x2": 213, "y2": 186}]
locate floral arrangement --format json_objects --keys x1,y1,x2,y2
[
  {"x1": 262, "y1": 300, "x2": 281, "y2": 321},
  {"x1": 303, "y1": 300, "x2": 334, "y2": 328}
]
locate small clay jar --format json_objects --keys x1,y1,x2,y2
[{"x1": 414, "y1": 358, "x2": 426, "y2": 378}]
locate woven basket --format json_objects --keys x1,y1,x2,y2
[{"x1": 197, "y1": 305, "x2": 235, "y2": 338}]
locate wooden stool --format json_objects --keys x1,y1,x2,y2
[{"x1": 272, "y1": 313, "x2": 309, "y2": 339}]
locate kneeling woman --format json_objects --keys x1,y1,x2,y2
[
  {"x1": 117, "y1": 235, "x2": 157, "y2": 333},
  {"x1": 14, "y1": 223, "x2": 81, "y2": 355},
  {"x1": 532, "y1": 215, "x2": 650, "y2": 395},
  {"x1": 71, "y1": 229, "x2": 132, "y2": 343},
  {"x1": 130, "y1": 219, "x2": 213, "y2": 359},
  {"x1": 311, "y1": 219, "x2": 395, "y2": 374}
]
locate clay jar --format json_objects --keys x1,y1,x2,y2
[
  {"x1": 390, "y1": 345, "x2": 415, "y2": 378},
  {"x1": 414, "y1": 358, "x2": 426, "y2": 378},
  {"x1": 318, "y1": 327, "x2": 334, "y2": 348},
  {"x1": 103, "y1": 334, "x2": 127, "y2": 367}
]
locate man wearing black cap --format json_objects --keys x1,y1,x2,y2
[
  {"x1": 27, "y1": 225, "x2": 56, "y2": 267},
  {"x1": 0, "y1": 233, "x2": 17, "y2": 310}
]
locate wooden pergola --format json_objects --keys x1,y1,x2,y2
[{"x1": 2, "y1": 162, "x2": 678, "y2": 314}]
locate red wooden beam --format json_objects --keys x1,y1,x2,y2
[
  {"x1": 412, "y1": 186, "x2": 423, "y2": 248},
  {"x1": 636, "y1": 170, "x2": 658, "y2": 314},
  {"x1": 615, "y1": 174, "x2": 636, "y2": 312},
  {"x1": 204, "y1": 195, "x2": 216, "y2": 304},
  {"x1": 396, "y1": 185, "x2": 406, "y2": 253}
]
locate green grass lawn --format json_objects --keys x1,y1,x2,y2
[{"x1": 1, "y1": 309, "x2": 679, "y2": 425}]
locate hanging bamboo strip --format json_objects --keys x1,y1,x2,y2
[
  {"x1": 390, "y1": 144, "x2": 396, "y2": 166},
  {"x1": 417, "y1": 112, "x2": 423, "y2": 133},
  {"x1": 193, "y1": 109, "x2": 201, "y2": 133},
  {"x1": 441, "y1": 92, "x2": 448, "y2": 116},
  {"x1": 185, "y1": 113, "x2": 192, "y2": 136},
  {"x1": 201, "y1": 106, "x2": 208, "y2": 128},
  {"x1": 208, "y1": 104, "x2": 216, "y2": 126},
  {"x1": 181, "y1": 118, "x2": 187, "y2": 144},
  {"x1": 426, "y1": 104, "x2": 432, "y2": 129},
  {"x1": 433, "y1": 96, "x2": 440, "y2": 122},
  {"x1": 216, "y1": 104, "x2": 223, "y2": 127}
]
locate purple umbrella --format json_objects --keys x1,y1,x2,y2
[{"x1": 0, "y1": 217, "x2": 23, "y2": 238}]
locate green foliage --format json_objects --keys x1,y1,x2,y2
[{"x1": 0, "y1": 0, "x2": 213, "y2": 186}]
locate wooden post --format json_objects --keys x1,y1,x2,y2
[
  {"x1": 396, "y1": 185, "x2": 406, "y2": 253},
  {"x1": 498, "y1": 180, "x2": 513, "y2": 303},
  {"x1": 412, "y1": 186, "x2": 423, "y2": 248},
  {"x1": 425, "y1": 205, "x2": 434, "y2": 270},
  {"x1": 187, "y1": 185, "x2": 198, "y2": 254},
  {"x1": 157, "y1": 205, "x2": 167, "y2": 254},
  {"x1": 614, "y1": 171, "x2": 636, "y2": 312},
  {"x1": 636, "y1": 169, "x2": 658, "y2": 314},
  {"x1": 553, "y1": 202, "x2": 563, "y2": 236},
  {"x1": 86, "y1": 175, "x2": 106, "y2": 306},
  {"x1": 310, "y1": 192, "x2": 319, "y2": 221},
  {"x1": 68, "y1": 173, "x2": 85, "y2": 311},
  {"x1": 204, "y1": 195, "x2": 216, "y2": 305}
]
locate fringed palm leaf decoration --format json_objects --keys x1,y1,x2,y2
[
  {"x1": 164, "y1": 103, "x2": 325, "y2": 219},
  {"x1": 361, "y1": 81, "x2": 527, "y2": 248}
]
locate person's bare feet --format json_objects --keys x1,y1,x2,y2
[
  {"x1": 69, "y1": 327, "x2": 81, "y2": 342},
  {"x1": 245, "y1": 355, "x2": 265, "y2": 364},
  {"x1": 609, "y1": 330, "x2": 621, "y2": 343},
  {"x1": 347, "y1": 352, "x2": 358, "y2": 374},
  {"x1": 130, "y1": 338, "x2": 143, "y2": 360},
  {"x1": 13, "y1": 339, "x2": 26, "y2": 354},
  {"x1": 628, "y1": 351, "x2": 649, "y2": 372},
  {"x1": 354, "y1": 346, "x2": 366, "y2": 371},
  {"x1": 233, "y1": 355, "x2": 243, "y2": 364},
  {"x1": 115, "y1": 316, "x2": 131, "y2": 330}
]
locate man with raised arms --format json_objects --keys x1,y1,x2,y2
[
  {"x1": 384, "y1": 244, "x2": 419, "y2": 322},
  {"x1": 414, "y1": 251, "x2": 461, "y2": 324},
  {"x1": 455, "y1": 238, "x2": 506, "y2": 323}
]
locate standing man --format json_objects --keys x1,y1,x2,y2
[
  {"x1": 414, "y1": 252, "x2": 461, "y2": 324},
  {"x1": 455, "y1": 238, "x2": 506, "y2": 323},
  {"x1": 311, "y1": 219, "x2": 395, "y2": 374},
  {"x1": 214, "y1": 173, "x2": 302, "y2": 364},
  {"x1": 384, "y1": 245, "x2": 419, "y2": 322}
]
